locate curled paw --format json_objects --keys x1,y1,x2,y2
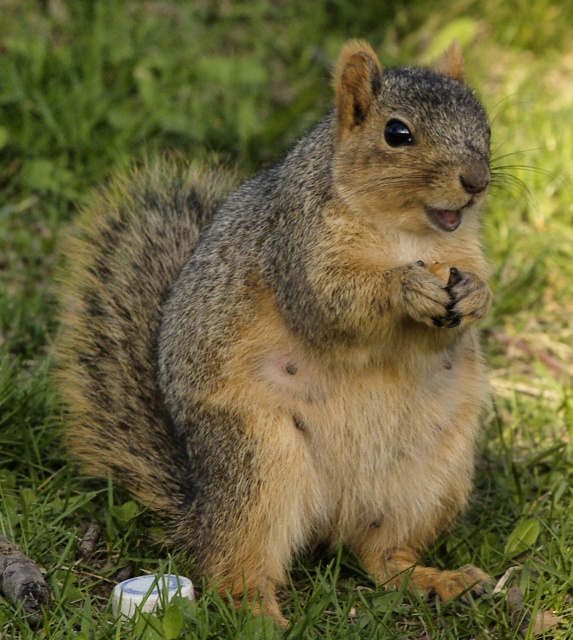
[
  {"x1": 400, "y1": 262, "x2": 451, "y2": 327},
  {"x1": 445, "y1": 270, "x2": 492, "y2": 327},
  {"x1": 401, "y1": 261, "x2": 491, "y2": 329}
]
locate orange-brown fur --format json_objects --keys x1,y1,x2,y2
[{"x1": 56, "y1": 41, "x2": 493, "y2": 627}]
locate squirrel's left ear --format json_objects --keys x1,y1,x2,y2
[
  {"x1": 433, "y1": 40, "x2": 465, "y2": 83},
  {"x1": 334, "y1": 40, "x2": 382, "y2": 139}
]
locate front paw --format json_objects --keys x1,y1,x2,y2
[
  {"x1": 446, "y1": 269, "x2": 492, "y2": 327},
  {"x1": 400, "y1": 262, "x2": 452, "y2": 328}
]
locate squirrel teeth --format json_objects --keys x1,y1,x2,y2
[{"x1": 426, "y1": 207, "x2": 462, "y2": 232}]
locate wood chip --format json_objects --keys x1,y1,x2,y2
[{"x1": 77, "y1": 522, "x2": 102, "y2": 560}]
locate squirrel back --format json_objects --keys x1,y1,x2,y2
[{"x1": 56, "y1": 41, "x2": 493, "y2": 626}]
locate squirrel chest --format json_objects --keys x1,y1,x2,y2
[{"x1": 192, "y1": 284, "x2": 487, "y2": 549}]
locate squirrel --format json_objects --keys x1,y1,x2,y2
[{"x1": 55, "y1": 40, "x2": 493, "y2": 626}]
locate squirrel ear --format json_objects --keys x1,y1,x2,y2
[
  {"x1": 334, "y1": 40, "x2": 382, "y2": 139},
  {"x1": 433, "y1": 40, "x2": 465, "y2": 83}
]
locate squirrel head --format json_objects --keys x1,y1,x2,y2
[{"x1": 332, "y1": 40, "x2": 491, "y2": 235}]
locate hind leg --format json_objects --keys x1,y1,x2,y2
[
  {"x1": 352, "y1": 387, "x2": 491, "y2": 599},
  {"x1": 174, "y1": 408, "x2": 320, "y2": 628},
  {"x1": 352, "y1": 508, "x2": 490, "y2": 601},
  {"x1": 218, "y1": 432, "x2": 320, "y2": 626},
  {"x1": 175, "y1": 494, "x2": 293, "y2": 626},
  {"x1": 226, "y1": 576, "x2": 288, "y2": 629},
  {"x1": 357, "y1": 539, "x2": 490, "y2": 600}
]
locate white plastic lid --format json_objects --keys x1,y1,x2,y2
[{"x1": 111, "y1": 574, "x2": 194, "y2": 619}]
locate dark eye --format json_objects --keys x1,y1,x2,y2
[{"x1": 384, "y1": 119, "x2": 413, "y2": 147}]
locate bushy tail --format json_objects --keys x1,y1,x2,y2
[{"x1": 55, "y1": 158, "x2": 236, "y2": 517}]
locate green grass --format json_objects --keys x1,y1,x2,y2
[{"x1": 1, "y1": 0, "x2": 573, "y2": 638}]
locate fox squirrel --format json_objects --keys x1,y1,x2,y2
[{"x1": 56, "y1": 40, "x2": 493, "y2": 626}]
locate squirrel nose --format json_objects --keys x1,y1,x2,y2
[{"x1": 459, "y1": 166, "x2": 490, "y2": 195}]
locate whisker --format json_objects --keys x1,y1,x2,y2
[
  {"x1": 491, "y1": 144, "x2": 557, "y2": 162},
  {"x1": 490, "y1": 172, "x2": 539, "y2": 208},
  {"x1": 492, "y1": 165, "x2": 566, "y2": 195},
  {"x1": 488, "y1": 93, "x2": 539, "y2": 126},
  {"x1": 490, "y1": 134, "x2": 520, "y2": 158}
]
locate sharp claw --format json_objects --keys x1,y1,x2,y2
[
  {"x1": 432, "y1": 317, "x2": 445, "y2": 328},
  {"x1": 444, "y1": 310, "x2": 461, "y2": 328},
  {"x1": 447, "y1": 267, "x2": 463, "y2": 287}
]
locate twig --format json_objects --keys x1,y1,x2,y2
[
  {"x1": 0, "y1": 534, "x2": 50, "y2": 622},
  {"x1": 490, "y1": 378, "x2": 560, "y2": 402},
  {"x1": 486, "y1": 328, "x2": 573, "y2": 380},
  {"x1": 492, "y1": 565, "x2": 520, "y2": 594},
  {"x1": 507, "y1": 587, "x2": 530, "y2": 635}
]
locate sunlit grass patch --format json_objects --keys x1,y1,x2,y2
[{"x1": 1, "y1": 1, "x2": 573, "y2": 637}]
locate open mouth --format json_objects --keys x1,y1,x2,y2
[{"x1": 426, "y1": 208, "x2": 462, "y2": 232}]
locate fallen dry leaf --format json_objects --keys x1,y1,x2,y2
[
  {"x1": 530, "y1": 609, "x2": 564, "y2": 635},
  {"x1": 507, "y1": 586, "x2": 564, "y2": 636}
]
